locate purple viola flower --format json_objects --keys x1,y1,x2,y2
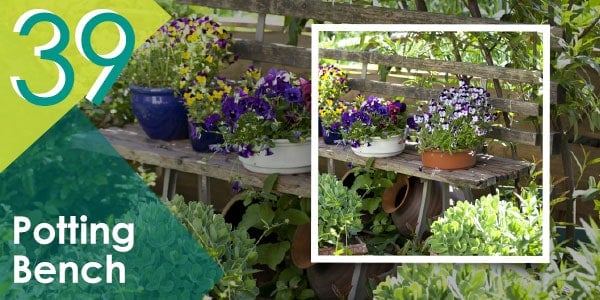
[
  {"x1": 331, "y1": 122, "x2": 341, "y2": 132},
  {"x1": 231, "y1": 180, "x2": 243, "y2": 194},
  {"x1": 377, "y1": 105, "x2": 389, "y2": 116},
  {"x1": 341, "y1": 111, "x2": 355, "y2": 127},
  {"x1": 204, "y1": 113, "x2": 221, "y2": 130},
  {"x1": 238, "y1": 144, "x2": 254, "y2": 158},
  {"x1": 222, "y1": 95, "x2": 244, "y2": 124},
  {"x1": 407, "y1": 116, "x2": 418, "y2": 130},
  {"x1": 283, "y1": 87, "x2": 302, "y2": 103},
  {"x1": 356, "y1": 111, "x2": 372, "y2": 125},
  {"x1": 392, "y1": 101, "x2": 407, "y2": 113},
  {"x1": 251, "y1": 98, "x2": 273, "y2": 119},
  {"x1": 294, "y1": 130, "x2": 301, "y2": 139}
]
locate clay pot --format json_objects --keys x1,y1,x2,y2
[
  {"x1": 421, "y1": 149, "x2": 476, "y2": 170},
  {"x1": 389, "y1": 177, "x2": 444, "y2": 238},
  {"x1": 291, "y1": 223, "x2": 314, "y2": 269},
  {"x1": 382, "y1": 174, "x2": 410, "y2": 213}
]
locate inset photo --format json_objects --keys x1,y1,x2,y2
[{"x1": 311, "y1": 24, "x2": 551, "y2": 264}]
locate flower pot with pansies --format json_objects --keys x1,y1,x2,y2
[
  {"x1": 318, "y1": 64, "x2": 350, "y2": 145},
  {"x1": 340, "y1": 95, "x2": 408, "y2": 158},
  {"x1": 218, "y1": 68, "x2": 312, "y2": 174},
  {"x1": 408, "y1": 80, "x2": 496, "y2": 170},
  {"x1": 120, "y1": 15, "x2": 236, "y2": 141}
]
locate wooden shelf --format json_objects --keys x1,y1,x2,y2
[
  {"x1": 319, "y1": 139, "x2": 532, "y2": 190},
  {"x1": 100, "y1": 124, "x2": 310, "y2": 198}
]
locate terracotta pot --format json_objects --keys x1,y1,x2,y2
[
  {"x1": 421, "y1": 149, "x2": 476, "y2": 170},
  {"x1": 382, "y1": 174, "x2": 410, "y2": 213},
  {"x1": 389, "y1": 177, "x2": 444, "y2": 238},
  {"x1": 291, "y1": 223, "x2": 313, "y2": 269}
]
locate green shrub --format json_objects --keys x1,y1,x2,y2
[
  {"x1": 318, "y1": 173, "x2": 363, "y2": 252},
  {"x1": 426, "y1": 192, "x2": 542, "y2": 256}
]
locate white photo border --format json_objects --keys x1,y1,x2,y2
[{"x1": 310, "y1": 24, "x2": 551, "y2": 264}]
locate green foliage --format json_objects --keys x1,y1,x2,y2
[
  {"x1": 342, "y1": 158, "x2": 401, "y2": 253},
  {"x1": 375, "y1": 219, "x2": 600, "y2": 299},
  {"x1": 163, "y1": 195, "x2": 259, "y2": 299},
  {"x1": 427, "y1": 192, "x2": 543, "y2": 256},
  {"x1": 318, "y1": 173, "x2": 364, "y2": 251},
  {"x1": 373, "y1": 263, "x2": 562, "y2": 300},
  {"x1": 235, "y1": 174, "x2": 313, "y2": 299}
]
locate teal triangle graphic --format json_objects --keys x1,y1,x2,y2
[{"x1": 0, "y1": 107, "x2": 222, "y2": 298}]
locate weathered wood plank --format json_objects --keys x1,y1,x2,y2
[
  {"x1": 488, "y1": 126, "x2": 540, "y2": 146},
  {"x1": 232, "y1": 39, "x2": 311, "y2": 68},
  {"x1": 100, "y1": 125, "x2": 311, "y2": 198},
  {"x1": 347, "y1": 79, "x2": 541, "y2": 116},
  {"x1": 318, "y1": 140, "x2": 531, "y2": 189},
  {"x1": 182, "y1": 0, "x2": 504, "y2": 25},
  {"x1": 320, "y1": 48, "x2": 541, "y2": 84}
]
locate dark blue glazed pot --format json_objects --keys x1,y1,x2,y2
[
  {"x1": 322, "y1": 126, "x2": 342, "y2": 145},
  {"x1": 189, "y1": 122, "x2": 224, "y2": 152},
  {"x1": 130, "y1": 85, "x2": 189, "y2": 141}
]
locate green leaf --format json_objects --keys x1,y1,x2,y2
[
  {"x1": 362, "y1": 197, "x2": 380, "y2": 214},
  {"x1": 238, "y1": 203, "x2": 275, "y2": 230},
  {"x1": 282, "y1": 208, "x2": 310, "y2": 225},
  {"x1": 257, "y1": 241, "x2": 290, "y2": 270},
  {"x1": 263, "y1": 173, "x2": 279, "y2": 195},
  {"x1": 351, "y1": 174, "x2": 372, "y2": 191}
]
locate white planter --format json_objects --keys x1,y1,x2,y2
[
  {"x1": 239, "y1": 138, "x2": 311, "y2": 174},
  {"x1": 351, "y1": 135, "x2": 405, "y2": 158}
]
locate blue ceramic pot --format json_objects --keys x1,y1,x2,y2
[
  {"x1": 189, "y1": 122, "x2": 224, "y2": 152},
  {"x1": 130, "y1": 85, "x2": 189, "y2": 141},
  {"x1": 322, "y1": 126, "x2": 342, "y2": 145}
]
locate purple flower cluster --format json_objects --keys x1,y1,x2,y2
[
  {"x1": 340, "y1": 95, "x2": 408, "y2": 147},
  {"x1": 411, "y1": 80, "x2": 496, "y2": 151},
  {"x1": 220, "y1": 68, "x2": 311, "y2": 158}
]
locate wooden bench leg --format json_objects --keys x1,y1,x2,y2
[
  {"x1": 327, "y1": 157, "x2": 335, "y2": 174},
  {"x1": 161, "y1": 168, "x2": 177, "y2": 200},
  {"x1": 415, "y1": 179, "x2": 432, "y2": 240},
  {"x1": 348, "y1": 263, "x2": 367, "y2": 300},
  {"x1": 198, "y1": 175, "x2": 211, "y2": 205},
  {"x1": 441, "y1": 182, "x2": 450, "y2": 211}
]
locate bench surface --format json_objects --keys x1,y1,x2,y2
[
  {"x1": 100, "y1": 124, "x2": 311, "y2": 198},
  {"x1": 319, "y1": 140, "x2": 532, "y2": 190}
]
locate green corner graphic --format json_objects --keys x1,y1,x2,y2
[
  {"x1": 0, "y1": 108, "x2": 223, "y2": 298},
  {"x1": 0, "y1": 0, "x2": 170, "y2": 173}
]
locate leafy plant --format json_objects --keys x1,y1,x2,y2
[
  {"x1": 375, "y1": 219, "x2": 600, "y2": 299},
  {"x1": 426, "y1": 192, "x2": 542, "y2": 256},
  {"x1": 340, "y1": 95, "x2": 408, "y2": 147},
  {"x1": 233, "y1": 174, "x2": 313, "y2": 299},
  {"x1": 343, "y1": 157, "x2": 400, "y2": 254},
  {"x1": 163, "y1": 195, "x2": 259, "y2": 299},
  {"x1": 409, "y1": 80, "x2": 496, "y2": 153},
  {"x1": 318, "y1": 173, "x2": 364, "y2": 253}
]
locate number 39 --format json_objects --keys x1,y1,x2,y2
[{"x1": 10, "y1": 9, "x2": 135, "y2": 106}]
